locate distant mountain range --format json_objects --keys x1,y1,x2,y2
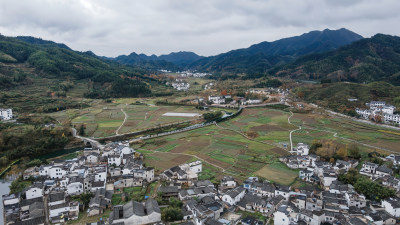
[
  {"x1": 4, "y1": 28, "x2": 400, "y2": 88},
  {"x1": 271, "y1": 34, "x2": 400, "y2": 85},
  {"x1": 188, "y1": 28, "x2": 363, "y2": 76},
  {"x1": 112, "y1": 28, "x2": 364, "y2": 76}
]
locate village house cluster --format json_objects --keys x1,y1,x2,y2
[
  {"x1": 177, "y1": 71, "x2": 211, "y2": 78},
  {"x1": 169, "y1": 79, "x2": 191, "y2": 91},
  {"x1": 3, "y1": 139, "x2": 400, "y2": 225},
  {"x1": 154, "y1": 152, "x2": 400, "y2": 225},
  {"x1": 0, "y1": 108, "x2": 13, "y2": 121},
  {"x1": 2, "y1": 142, "x2": 156, "y2": 225},
  {"x1": 356, "y1": 101, "x2": 399, "y2": 125}
]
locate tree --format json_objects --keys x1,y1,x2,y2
[
  {"x1": 70, "y1": 192, "x2": 93, "y2": 210},
  {"x1": 221, "y1": 90, "x2": 228, "y2": 96},
  {"x1": 347, "y1": 143, "x2": 361, "y2": 159},
  {"x1": 161, "y1": 207, "x2": 183, "y2": 222},
  {"x1": 169, "y1": 197, "x2": 183, "y2": 208},
  {"x1": 0, "y1": 156, "x2": 8, "y2": 167},
  {"x1": 79, "y1": 124, "x2": 86, "y2": 136},
  {"x1": 336, "y1": 147, "x2": 347, "y2": 160}
]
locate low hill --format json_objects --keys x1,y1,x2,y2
[
  {"x1": 158, "y1": 51, "x2": 203, "y2": 67},
  {"x1": 114, "y1": 52, "x2": 180, "y2": 71},
  {"x1": 271, "y1": 34, "x2": 400, "y2": 85},
  {"x1": 296, "y1": 81, "x2": 400, "y2": 114},
  {"x1": 189, "y1": 28, "x2": 363, "y2": 77},
  {"x1": 114, "y1": 51, "x2": 203, "y2": 70},
  {"x1": 16, "y1": 36, "x2": 71, "y2": 50}
]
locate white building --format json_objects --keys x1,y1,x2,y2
[
  {"x1": 382, "y1": 198, "x2": 400, "y2": 217},
  {"x1": 67, "y1": 181, "x2": 84, "y2": 196},
  {"x1": 86, "y1": 153, "x2": 99, "y2": 164},
  {"x1": 293, "y1": 143, "x2": 309, "y2": 156},
  {"x1": 25, "y1": 183, "x2": 43, "y2": 200},
  {"x1": 274, "y1": 205, "x2": 298, "y2": 225},
  {"x1": 0, "y1": 108, "x2": 13, "y2": 120},
  {"x1": 208, "y1": 96, "x2": 225, "y2": 104},
  {"x1": 108, "y1": 154, "x2": 122, "y2": 166},
  {"x1": 222, "y1": 186, "x2": 246, "y2": 205},
  {"x1": 49, "y1": 201, "x2": 79, "y2": 223},
  {"x1": 49, "y1": 166, "x2": 67, "y2": 179},
  {"x1": 245, "y1": 99, "x2": 263, "y2": 105}
]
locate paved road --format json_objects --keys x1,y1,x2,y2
[{"x1": 116, "y1": 108, "x2": 128, "y2": 135}]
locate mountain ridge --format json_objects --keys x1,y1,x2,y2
[
  {"x1": 270, "y1": 33, "x2": 400, "y2": 85},
  {"x1": 188, "y1": 28, "x2": 363, "y2": 76}
]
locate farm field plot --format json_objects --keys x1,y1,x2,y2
[
  {"x1": 48, "y1": 101, "x2": 206, "y2": 138},
  {"x1": 291, "y1": 113, "x2": 400, "y2": 152},
  {"x1": 254, "y1": 162, "x2": 299, "y2": 186},
  {"x1": 220, "y1": 108, "x2": 296, "y2": 147},
  {"x1": 133, "y1": 108, "x2": 293, "y2": 182},
  {"x1": 134, "y1": 107, "x2": 400, "y2": 185},
  {"x1": 119, "y1": 105, "x2": 204, "y2": 134}
]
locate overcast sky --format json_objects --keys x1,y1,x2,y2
[{"x1": 0, "y1": 0, "x2": 399, "y2": 57}]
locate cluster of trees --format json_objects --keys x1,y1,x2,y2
[
  {"x1": 296, "y1": 82, "x2": 400, "y2": 114},
  {"x1": 339, "y1": 168, "x2": 395, "y2": 200},
  {"x1": 10, "y1": 177, "x2": 33, "y2": 194},
  {"x1": 161, "y1": 197, "x2": 183, "y2": 222},
  {"x1": 203, "y1": 111, "x2": 223, "y2": 121},
  {"x1": 254, "y1": 79, "x2": 283, "y2": 88},
  {"x1": 0, "y1": 69, "x2": 30, "y2": 89},
  {"x1": 310, "y1": 140, "x2": 361, "y2": 161},
  {"x1": 0, "y1": 126, "x2": 70, "y2": 160}
]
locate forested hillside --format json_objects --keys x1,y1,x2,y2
[
  {"x1": 188, "y1": 28, "x2": 362, "y2": 77},
  {"x1": 272, "y1": 34, "x2": 400, "y2": 85},
  {"x1": 295, "y1": 81, "x2": 400, "y2": 113},
  {"x1": 0, "y1": 35, "x2": 155, "y2": 99}
]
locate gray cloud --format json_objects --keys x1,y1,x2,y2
[{"x1": 0, "y1": 0, "x2": 399, "y2": 57}]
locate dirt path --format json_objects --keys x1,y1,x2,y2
[
  {"x1": 288, "y1": 111, "x2": 302, "y2": 152},
  {"x1": 214, "y1": 123, "x2": 287, "y2": 152},
  {"x1": 141, "y1": 148, "x2": 237, "y2": 175},
  {"x1": 303, "y1": 126, "x2": 398, "y2": 154},
  {"x1": 116, "y1": 107, "x2": 128, "y2": 135}
]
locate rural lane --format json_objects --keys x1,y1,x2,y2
[{"x1": 116, "y1": 107, "x2": 128, "y2": 135}]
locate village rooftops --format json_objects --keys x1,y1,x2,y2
[{"x1": 48, "y1": 192, "x2": 65, "y2": 202}]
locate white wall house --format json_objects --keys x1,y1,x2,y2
[
  {"x1": 86, "y1": 153, "x2": 99, "y2": 164},
  {"x1": 208, "y1": 96, "x2": 225, "y2": 104},
  {"x1": 0, "y1": 108, "x2": 13, "y2": 120},
  {"x1": 120, "y1": 147, "x2": 135, "y2": 155},
  {"x1": 274, "y1": 205, "x2": 298, "y2": 225},
  {"x1": 108, "y1": 154, "x2": 122, "y2": 166},
  {"x1": 39, "y1": 165, "x2": 52, "y2": 176},
  {"x1": 49, "y1": 166, "x2": 67, "y2": 179},
  {"x1": 188, "y1": 161, "x2": 202, "y2": 173},
  {"x1": 67, "y1": 182, "x2": 84, "y2": 196},
  {"x1": 382, "y1": 198, "x2": 400, "y2": 217},
  {"x1": 222, "y1": 187, "x2": 246, "y2": 205},
  {"x1": 25, "y1": 186, "x2": 43, "y2": 200},
  {"x1": 294, "y1": 143, "x2": 309, "y2": 155}
]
